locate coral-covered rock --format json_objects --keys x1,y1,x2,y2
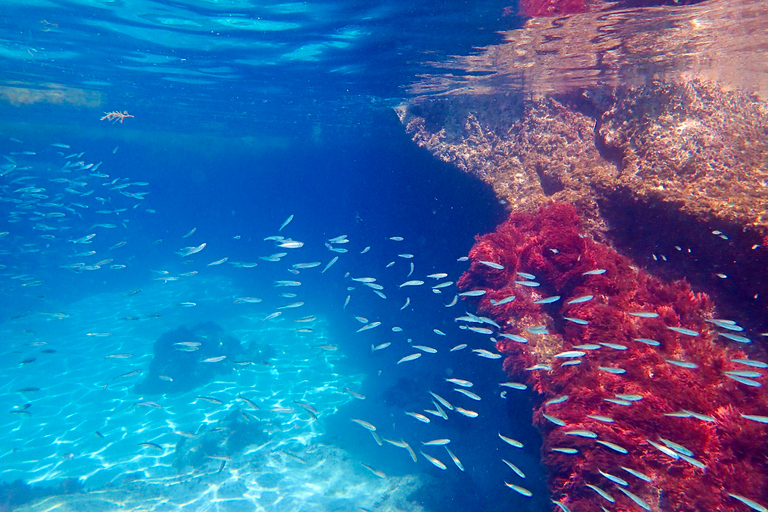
[{"x1": 458, "y1": 203, "x2": 768, "y2": 512}]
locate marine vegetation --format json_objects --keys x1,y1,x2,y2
[{"x1": 458, "y1": 202, "x2": 768, "y2": 512}]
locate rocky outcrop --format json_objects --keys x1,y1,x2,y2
[{"x1": 397, "y1": 79, "x2": 768, "y2": 331}]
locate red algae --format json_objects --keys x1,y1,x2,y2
[{"x1": 458, "y1": 203, "x2": 768, "y2": 512}]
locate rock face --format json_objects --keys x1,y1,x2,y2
[
  {"x1": 598, "y1": 81, "x2": 768, "y2": 230},
  {"x1": 399, "y1": 94, "x2": 611, "y2": 235},
  {"x1": 397, "y1": 79, "x2": 768, "y2": 332},
  {"x1": 398, "y1": 80, "x2": 768, "y2": 237}
]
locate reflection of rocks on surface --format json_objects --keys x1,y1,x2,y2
[
  {"x1": 135, "y1": 322, "x2": 274, "y2": 395},
  {"x1": 398, "y1": 79, "x2": 768, "y2": 330}
]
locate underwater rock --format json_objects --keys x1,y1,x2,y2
[
  {"x1": 457, "y1": 203, "x2": 768, "y2": 512},
  {"x1": 398, "y1": 79, "x2": 768, "y2": 331},
  {"x1": 135, "y1": 322, "x2": 255, "y2": 395},
  {"x1": 399, "y1": 80, "x2": 768, "y2": 237},
  {"x1": 597, "y1": 81, "x2": 768, "y2": 230},
  {"x1": 0, "y1": 478, "x2": 81, "y2": 512},
  {"x1": 173, "y1": 408, "x2": 267, "y2": 472},
  {"x1": 399, "y1": 93, "x2": 611, "y2": 236}
]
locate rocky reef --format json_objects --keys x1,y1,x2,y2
[
  {"x1": 398, "y1": 0, "x2": 768, "y2": 332},
  {"x1": 398, "y1": 78, "x2": 768, "y2": 332},
  {"x1": 457, "y1": 202, "x2": 768, "y2": 512},
  {"x1": 398, "y1": 80, "x2": 768, "y2": 238}
]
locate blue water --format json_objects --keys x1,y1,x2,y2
[{"x1": 0, "y1": 1, "x2": 552, "y2": 511}]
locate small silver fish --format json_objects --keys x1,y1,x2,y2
[
  {"x1": 616, "y1": 487, "x2": 651, "y2": 511},
  {"x1": 620, "y1": 466, "x2": 652, "y2": 482},
  {"x1": 586, "y1": 484, "x2": 615, "y2": 504},
  {"x1": 667, "y1": 326, "x2": 700, "y2": 337},
  {"x1": 719, "y1": 332, "x2": 752, "y2": 344},
  {"x1": 444, "y1": 446, "x2": 464, "y2": 471},
  {"x1": 454, "y1": 406, "x2": 478, "y2": 418},
  {"x1": 504, "y1": 482, "x2": 532, "y2": 497},
  {"x1": 666, "y1": 359, "x2": 698, "y2": 369},
  {"x1": 420, "y1": 451, "x2": 446, "y2": 469},
  {"x1": 503, "y1": 459, "x2": 526, "y2": 478},
  {"x1": 491, "y1": 295, "x2": 516, "y2": 306},
  {"x1": 543, "y1": 414, "x2": 566, "y2": 426},
  {"x1": 446, "y1": 378, "x2": 473, "y2": 387},
  {"x1": 351, "y1": 419, "x2": 376, "y2": 431},
  {"x1": 634, "y1": 338, "x2": 661, "y2": 346},
  {"x1": 566, "y1": 295, "x2": 593, "y2": 304},
  {"x1": 473, "y1": 349, "x2": 501, "y2": 359},
  {"x1": 499, "y1": 433, "x2": 523, "y2": 448},
  {"x1": 598, "y1": 366, "x2": 626, "y2": 374},
  {"x1": 628, "y1": 311, "x2": 659, "y2": 318},
  {"x1": 356, "y1": 322, "x2": 381, "y2": 333},
  {"x1": 407, "y1": 412, "x2": 431, "y2": 423},
  {"x1": 279, "y1": 214, "x2": 294, "y2": 231},
  {"x1": 454, "y1": 388, "x2": 481, "y2": 400},
  {"x1": 500, "y1": 382, "x2": 528, "y2": 390},
  {"x1": 564, "y1": 317, "x2": 589, "y2": 325},
  {"x1": 554, "y1": 350, "x2": 586, "y2": 358},
  {"x1": 397, "y1": 353, "x2": 422, "y2": 364},
  {"x1": 499, "y1": 333, "x2": 527, "y2": 343}
]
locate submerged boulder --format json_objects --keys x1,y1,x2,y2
[{"x1": 135, "y1": 321, "x2": 250, "y2": 395}]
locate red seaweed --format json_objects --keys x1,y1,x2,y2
[{"x1": 458, "y1": 203, "x2": 768, "y2": 512}]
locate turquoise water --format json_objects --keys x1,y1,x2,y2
[
  {"x1": 1, "y1": 123, "x2": 551, "y2": 511},
  {"x1": 0, "y1": 0, "x2": 544, "y2": 500}
]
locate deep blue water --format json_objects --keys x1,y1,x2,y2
[{"x1": 0, "y1": 2, "x2": 555, "y2": 511}]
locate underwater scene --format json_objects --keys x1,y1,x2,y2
[{"x1": 1, "y1": 0, "x2": 767, "y2": 511}]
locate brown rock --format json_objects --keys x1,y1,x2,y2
[{"x1": 398, "y1": 79, "x2": 768, "y2": 330}]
